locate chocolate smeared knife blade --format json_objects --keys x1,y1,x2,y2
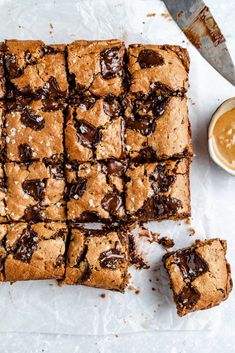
[{"x1": 163, "y1": 0, "x2": 235, "y2": 86}]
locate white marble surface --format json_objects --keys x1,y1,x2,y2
[{"x1": 0, "y1": 0, "x2": 235, "y2": 351}]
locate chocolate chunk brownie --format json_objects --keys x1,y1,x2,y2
[
  {"x1": 5, "y1": 161, "x2": 66, "y2": 222},
  {"x1": 124, "y1": 94, "x2": 192, "y2": 161},
  {"x1": 127, "y1": 44, "x2": 189, "y2": 95},
  {"x1": 65, "y1": 95, "x2": 124, "y2": 162},
  {"x1": 67, "y1": 40, "x2": 124, "y2": 96},
  {"x1": 64, "y1": 227, "x2": 129, "y2": 291},
  {"x1": 163, "y1": 239, "x2": 233, "y2": 316},
  {"x1": 5, "y1": 98, "x2": 65, "y2": 162},
  {"x1": 4, "y1": 40, "x2": 68, "y2": 98},
  {"x1": 125, "y1": 158, "x2": 190, "y2": 222},
  {"x1": 0, "y1": 42, "x2": 5, "y2": 99},
  {"x1": 65, "y1": 161, "x2": 126, "y2": 222},
  {"x1": 0, "y1": 222, "x2": 68, "y2": 281}
]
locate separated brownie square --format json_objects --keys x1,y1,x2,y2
[
  {"x1": 125, "y1": 159, "x2": 190, "y2": 222},
  {"x1": 124, "y1": 94, "x2": 192, "y2": 161},
  {"x1": 5, "y1": 98, "x2": 65, "y2": 163},
  {"x1": 0, "y1": 101, "x2": 5, "y2": 161},
  {"x1": 67, "y1": 40, "x2": 124, "y2": 96},
  {"x1": 4, "y1": 40, "x2": 68, "y2": 98},
  {"x1": 163, "y1": 239, "x2": 233, "y2": 316},
  {"x1": 64, "y1": 227, "x2": 129, "y2": 291},
  {"x1": 127, "y1": 44, "x2": 189, "y2": 95},
  {"x1": 65, "y1": 161, "x2": 125, "y2": 222},
  {"x1": 0, "y1": 222, "x2": 68, "y2": 282},
  {"x1": 65, "y1": 95, "x2": 124, "y2": 162},
  {"x1": 0, "y1": 42, "x2": 5, "y2": 99},
  {"x1": 5, "y1": 161, "x2": 66, "y2": 222}
]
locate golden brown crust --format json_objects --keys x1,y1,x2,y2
[
  {"x1": 64, "y1": 227, "x2": 129, "y2": 291},
  {"x1": 0, "y1": 222, "x2": 68, "y2": 282},
  {"x1": 163, "y1": 238, "x2": 233, "y2": 316}
]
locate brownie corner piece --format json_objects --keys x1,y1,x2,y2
[
  {"x1": 163, "y1": 238, "x2": 233, "y2": 316},
  {"x1": 67, "y1": 39, "x2": 125, "y2": 96},
  {"x1": 0, "y1": 222, "x2": 68, "y2": 282},
  {"x1": 64, "y1": 227, "x2": 129, "y2": 291},
  {"x1": 5, "y1": 161, "x2": 66, "y2": 222},
  {"x1": 125, "y1": 158, "x2": 190, "y2": 222},
  {"x1": 66, "y1": 160, "x2": 126, "y2": 223},
  {"x1": 65, "y1": 95, "x2": 124, "y2": 163},
  {"x1": 4, "y1": 39, "x2": 68, "y2": 98},
  {"x1": 127, "y1": 44, "x2": 189, "y2": 95}
]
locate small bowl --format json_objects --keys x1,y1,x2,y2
[{"x1": 208, "y1": 97, "x2": 235, "y2": 176}]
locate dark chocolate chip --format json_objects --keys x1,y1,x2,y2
[
  {"x1": 101, "y1": 191, "x2": 123, "y2": 217},
  {"x1": 66, "y1": 177, "x2": 87, "y2": 200},
  {"x1": 177, "y1": 285, "x2": 200, "y2": 309},
  {"x1": 18, "y1": 143, "x2": 33, "y2": 162},
  {"x1": 75, "y1": 120, "x2": 100, "y2": 148},
  {"x1": 24, "y1": 205, "x2": 44, "y2": 222},
  {"x1": 79, "y1": 211, "x2": 100, "y2": 222},
  {"x1": 138, "y1": 49, "x2": 164, "y2": 69},
  {"x1": 151, "y1": 164, "x2": 176, "y2": 193},
  {"x1": 42, "y1": 77, "x2": 61, "y2": 97},
  {"x1": 22, "y1": 178, "x2": 47, "y2": 201},
  {"x1": 5, "y1": 53, "x2": 20, "y2": 78},
  {"x1": 99, "y1": 247, "x2": 125, "y2": 270},
  {"x1": 100, "y1": 47, "x2": 122, "y2": 79},
  {"x1": 54, "y1": 254, "x2": 65, "y2": 269},
  {"x1": 43, "y1": 157, "x2": 64, "y2": 179},
  {"x1": 173, "y1": 249, "x2": 208, "y2": 281},
  {"x1": 103, "y1": 99, "x2": 121, "y2": 117},
  {"x1": 13, "y1": 227, "x2": 38, "y2": 263},
  {"x1": 75, "y1": 244, "x2": 88, "y2": 268},
  {"x1": 21, "y1": 107, "x2": 45, "y2": 130},
  {"x1": 78, "y1": 95, "x2": 96, "y2": 110},
  {"x1": 106, "y1": 159, "x2": 126, "y2": 176}
]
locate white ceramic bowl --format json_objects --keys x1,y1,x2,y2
[{"x1": 208, "y1": 97, "x2": 235, "y2": 176}]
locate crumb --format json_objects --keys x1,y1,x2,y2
[
  {"x1": 149, "y1": 232, "x2": 159, "y2": 243},
  {"x1": 161, "y1": 12, "x2": 172, "y2": 21},
  {"x1": 18, "y1": 25, "x2": 22, "y2": 29},
  {"x1": 158, "y1": 236, "x2": 175, "y2": 249},
  {"x1": 115, "y1": 334, "x2": 118, "y2": 338},
  {"x1": 48, "y1": 283, "x2": 53, "y2": 286},
  {"x1": 49, "y1": 23, "x2": 53, "y2": 29},
  {"x1": 152, "y1": 288, "x2": 156, "y2": 291},
  {"x1": 149, "y1": 279, "x2": 152, "y2": 282},
  {"x1": 100, "y1": 293, "x2": 106, "y2": 298},
  {"x1": 147, "y1": 12, "x2": 156, "y2": 17},
  {"x1": 135, "y1": 289, "x2": 141, "y2": 295},
  {"x1": 185, "y1": 217, "x2": 191, "y2": 225},
  {"x1": 128, "y1": 284, "x2": 137, "y2": 291},
  {"x1": 49, "y1": 31, "x2": 53, "y2": 35},
  {"x1": 142, "y1": 21, "x2": 145, "y2": 24},
  {"x1": 182, "y1": 40, "x2": 185, "y2": 43},
  {"x1": 189, "y1": 227, "x2": 196, "y2": 236},
  {"x1": 156, "y1": 278, "x2": 159, "y2": 282},
  {"x1": 138, "y1": 229, "x2": 151, "y2": 238}
]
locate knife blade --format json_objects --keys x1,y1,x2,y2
[{"x1": 163, "y1": 0, "x2": 235, "y2": 86}]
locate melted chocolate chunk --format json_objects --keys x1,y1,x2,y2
[
  {"x1": 138, "y1": 49, "x2": 164, "y2": 68},
  {"x1": 22, "y1": 179, "x2": 47, "y2": 201},
  {"x1": 100, "y1": 47, "x2": 122, "y2": 79},
  {"x1": 41, "y1": 98, "x2": 64, "y2": 112},
  {"x1": 103, "y1": 99, "x2": 121, "y2": 117},
  {"x1": 78, "y1": 95, "x2": 96, "y2": 110},
  {"x1": 54, "y1": 254, "x2": 65, "y2": 269},
  {"x1": 101, "y1": 191, "x2": 123, "y2": 217},
  {"x1": 151, "y1": 164, "x2": 176, "y2": 193},
  {"x1": 106, "y1": 160, "x2": 125, "y2": 176},
  {"x1": 21, "y1": 108, "x2": 45, "y2": 130},
  {"x1": 75, "y1": 120, "x2": 100, "y2": 148},
  {"x1": 134, "y1": 147, "x2": 156, "y2": 162},
  {"x1": 79, "y1": 211, "x2": 100, "y2": 222},
  {"x1": 77, "y1": 262, "x2": 91, "y2": 283},
  {"x1": 177, "y1": 285, "x2": 200, "y2": 309},
  {"x1": 173, "y1": 249, "x2": 208, "y2": 281},
  {"x1": 24, "y1": 50, "x2": 35, "y2": 64},
  {"x1": 99, "y1": 247, "x2": 125, "y2": 270},
  {"x1": 153, "y1": 195, "x2": 182, "y2": 217},
  {"x1": 66, "y1": 178, "x2": 87, "y2": 200},
  {"x1": 18, "y1": 143, "x2": 32, "y2": 162},
  {"x1": 43, "y1": 157, "x2": 64, "y2": 179},
  {"x1": 5, "y1": 53, "x2": 20, "y2": 78},
  {"x1": 52, "y1": 229, "x2": 67, "y2": 240},
  {"x1": 24, "y1": 205, "x2": 44, "y2": 222},
  {"x1": 13, "y1": 227, "x2": 38, "y2": 263},
  {"x1": 75, "y1": 244, "x2": 88, "y2": 267},
  {"x1": 126, "y1": 115, "x2": 155, "y2": 136},
  {"x1": 42, "y1": 77, "x2": 61, "y2": 97}
]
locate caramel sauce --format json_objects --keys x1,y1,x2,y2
[{"x1": 212, "y1": 108, "x2": 235, "y2": 170}]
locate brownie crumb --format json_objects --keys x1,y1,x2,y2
[
  {"x1": 189, "y1": 227, "x2": 196, "y2": 236},
  {"x1": 158, "y1": 236, "x2": 175, "y2": 249},
  {"x1": 146, "y1": 12, "x2": 156, "y2": 17},
  {"x1": 135, "y1": 289, "x2": 141, "y2": 295},
  {"x1": 161, "y1": 12, "x2": 172, "y2": 21},
  {"x1": 100, "y1": 293, "x2": 106, "y2": 298}
]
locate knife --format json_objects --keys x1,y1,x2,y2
[{"x1": 163, "y1": 0, "x2": 235, "y2": 86}]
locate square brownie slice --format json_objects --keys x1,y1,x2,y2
[
  {"x1": 64, "y1": 227, "x2": 129, "y2": 291},
  {"x1": 125, "y1": 159, "x2": 190, "y2": 222},
  {"x1": 4, "y1": 40, "x2": 68, "y2": 98},
  {"x1": 0, "y1": 101, "x2": 5, "y2": 161},
  {"x1": 65, "y1": 161, "x2": 126, "y2": 222},
  {"x1": 0, "y1": 222, "x2": 68, "y2": 282},
  {"x1": 163, "y1": 239, "x2": 233, "y2": 316},
  {"x1": 65, "y1": 95, "x2": 124, "y2": 162},
  {"x1": 124, "y1": 94, "x2": 192, "y2": 161},
  {"x1": 67, "y1": 40, "x2": 124, "y2": 96},
  {"x1": 5, "y1": 98, "x2": 65, "y2": 163},
  {"x1": 0, "y1": 42, "x2": 5, "y2": 99},
  {"x1": 5, "y1": 161, "x2": 66, "y2": 222},
  {"x1": 127, "y1": 44, "x2": 189, "y2": 95}
]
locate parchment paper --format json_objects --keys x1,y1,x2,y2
[{"x1": 0, "y1": 0, "x2": 234, "y2": 335}]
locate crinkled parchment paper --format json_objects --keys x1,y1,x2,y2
[{"x1": 0, "y1": 0, "x2": 234, "y2": 336}]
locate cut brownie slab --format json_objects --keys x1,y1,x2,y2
[
  {"x1": 67, "y1": 40, "x2": 124, "y2": 96},
  {"x1": 66, "y1": 161, "x2": 126, "y2": 222},
  {"x1": 65, "y1": 95, "x2": 124, "y2": 162},
  {"x1": 127, "y1": 44, "x2": 189, "y2": 95},
  {"x1": 163, "y1": 239, "x2": 233, "y2": 316},
  {"x1": 64, "y1": 227, "x2": 129, "y2": 291},
  {"x1": 124, "y1": 94, "x2": 192, "y2": 161},
  {"x1": 5, "y1": 98, "x2": 65, "y2": 162},
  {"x1": 5, "y1": 161, "x2": 66, "y2": 222},
  {"x1": 125, "y1": 159, "x2": 190, "y2": 222},
  {"x1": 0, "y1": 222, "x2": 68, "y2": 282},
  {"x1": 3, "y1": 40, "x2": 68, "y2": 98}
]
